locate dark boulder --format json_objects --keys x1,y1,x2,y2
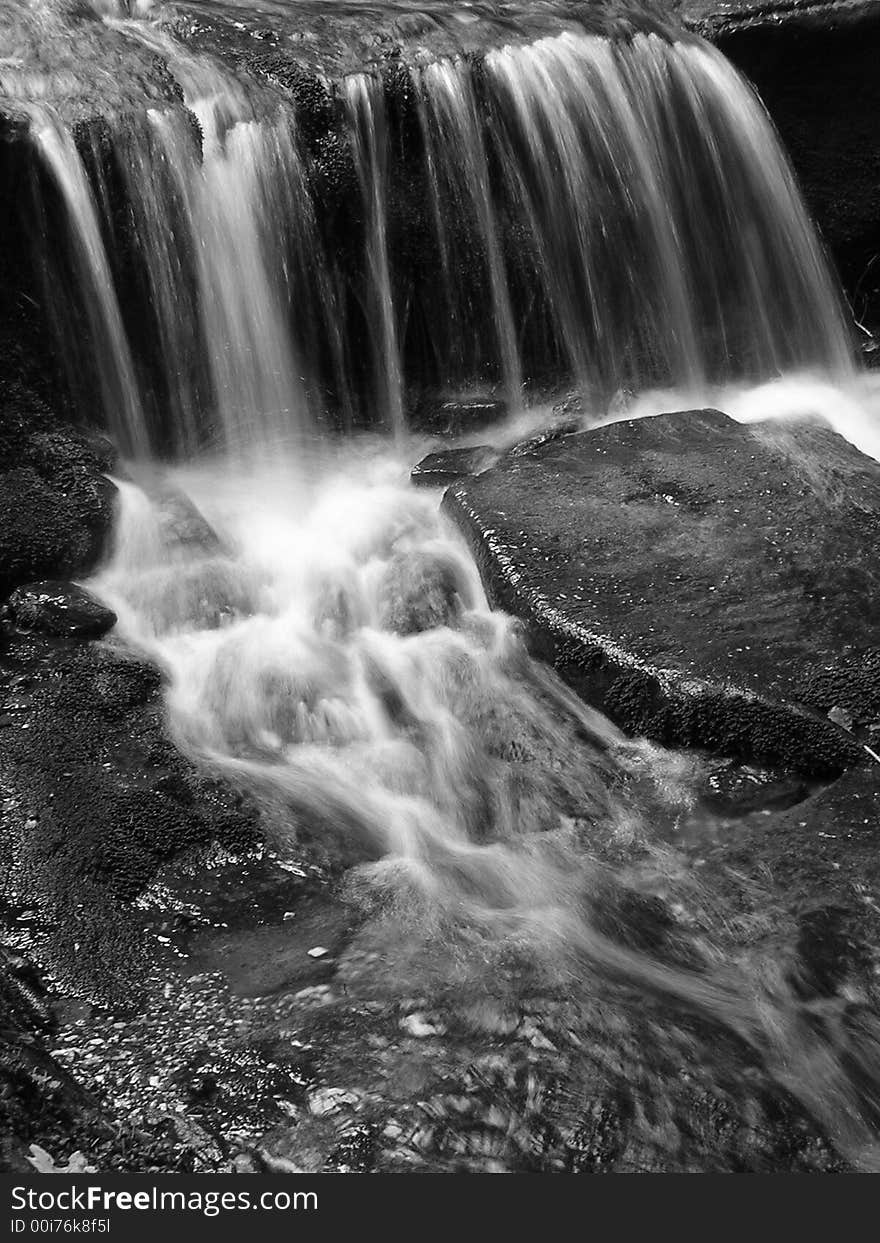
[
  {"x1": 444, "y1": 408, "x2": 880, "y2": 774},
  {"x1": 0, "y1": 635, "x2": 260, "y2": 1001},
  {"x1": 7, "y1": 580, "x2": 117, "y2": 640},
  {"x1": 0, "y1": 385, "x2": 117, "y2": 599},
  {"x1": 698, "y1": 758, "x2": 813, "y2": 816},
  {"x1": 411, "y1": 446, "x2": 497, "y2": 488}
]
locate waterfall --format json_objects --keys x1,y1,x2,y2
[
  {"x1": 29, "y1": 107, "x2": 148, "y2": 456},
  {"x1": 483, "y1": 32, "x2": 853, "y2": 392},
  {"x1": 149, "y1": 105, "x2": 311, "y2": 455},
  {"x1": 418, "y1": 57, "x2": 523, "y2": 408},
  {"x1": 344, "y1": 74, "x2": 406, "y2": 440},
  {"x1": 24, "y1": 25, "x2": 854, "y2": 454}
]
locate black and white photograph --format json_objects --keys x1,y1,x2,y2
[{"x1": 1, "y1": 0, "x2": 879, "y2": 1205}]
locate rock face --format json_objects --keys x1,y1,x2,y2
[
  {"x1": 7, "y1": 581, "x2": 117, "y2": 639},
  {"x1": 444, "y1": 409, "x2": 880, "y2": 775},
  {"x1": 0, "y1": 637, "x2": 260, "y2": 999},
  {"x1": 705, "y1": 2, "x2": 880, "y2": 332},
  {"x1": 0, "y1": 384, "x2": 118, "y2": 597},
  {"x1": 0, "y1": 552, "x2": 261, "y2": 1167}
]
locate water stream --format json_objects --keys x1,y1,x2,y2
[{"x1": 86, "y1": 372, "x2": 880, "y2": 1169}]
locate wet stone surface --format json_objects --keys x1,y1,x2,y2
[
  {"x1": 6, "y1": 581, "x2": 117, "y2": 640},
  {"x1": 0, "y1": 384, "x2": 118, "y2": 600},
  {"x1": 411, "y1": 446, "x2": 497, "y2": 488},
  {"x1": 445, "y1": 409, "x2": 880, "y2": 775}
]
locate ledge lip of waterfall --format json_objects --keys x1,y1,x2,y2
[{"x1": 2, "y1": 0, "x2": 879, "y2": 128}]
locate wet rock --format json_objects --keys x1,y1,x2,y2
[
  {"x1": 307, "y1": 1087, "x2": 362, "y2": 1117},
  {"x1": 170, "y1": 1046, "x2": 306, "y2": 1131},
  {"x1": 828, "y1": 705, "x2": 855, "y2": 731},
  {"x1": 591, "y1": 887, "x2": 679, "y2": 960},
  {"x1": 444, "y1": 409, "x2": 879, "y2": 774},
  {"x1": 411, "y1": 446, "x2": 497, "y2": 488},
  {"x1": 509, "y1": 419, "x2": 582, "y2": 457},
  {"x1": 698, "y1": 759, "x2": 813, "y2": 816},
  {"x1": 411, "y1": 397, "x2": 507, "y2": 437},
  {"x1": 729, "y1": 765, "x2": 880, "y2": 971},
  {"x1": 795, "y1": 649, "x2": 880, "y2": 729},
  {"x1": 156, "y1": 492, "x2": 225, "y2": 557},
  {"x1": 0, "y1": 634, "x2": 260, "y2": 1001},
  {"x1": 0, "y1": 384, "x2": 117, "y2": 599},
  {"x1": 7, "y1": 580, "x2": 117, "y2": 640},
  {"x1": 377, "y1": 548, "x2": 472, "y2": 635},
  {"x1": 565, "y1": 1093, "x2": 632, "y2": 1173},
  {"x1": 0, "y1": 941, "x2": 123, "y2": 1173},
  {"x1": 0, "y1": 467, "x2": 115, "y2": 600}
]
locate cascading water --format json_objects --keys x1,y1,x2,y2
[
  {"x1": 151, "y1": 105, "x2": 310, "y2": 454},
  {"x1": 417, "y1": 57, "x2": 523, "y2": 407},
  {"x1": 20, "y1": 18, "x2": 855, "y2": 455},
  {"x1": 91, "y1": 427, "x2": 880, "y2": 1169},
  {"x1": 483, "y1": 32, "x2": 855, "y2": 391},
  {"x1": 344, "y1": 74, "x2": 407, "y2": 439},
  {"x1": 94, "y1": 449, "x2": 627, "y2": 917},
  {"x1": 28, "y1": 107, "x2": 149, "y2": 457}
]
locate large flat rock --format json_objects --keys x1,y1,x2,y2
[{"x1": 444, "y1": 409, "x2": 880, "y2": 775}]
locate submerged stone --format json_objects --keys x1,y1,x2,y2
[
  {"x1": 444, "y1": 408, "x2": 880, "y2": 774},
  {"x1": 156, "y1": 492, "x2": 226, "y2": 557},
  {"x1": 377, "y1": 548, "x2": 471, "y2": 635},
  {"x1": 8, "y1": 580, "x2": 116, "y2": 640}
]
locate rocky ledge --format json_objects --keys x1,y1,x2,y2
[
  {"x1": 0, "y1": 384, "x2": 117, "y2": 599},
  {"x1": 0, "y1": 380, "x2": 265, "y2": 1170},
  {"x1": 444, "y1": 408, "x2": 880, "y2": 776}
]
